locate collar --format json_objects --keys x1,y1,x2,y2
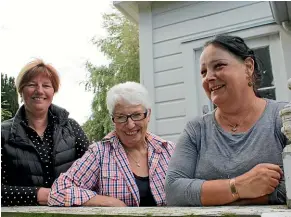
[{"x1": 102, "y1": 131, "x2": 168, "y2": 152}]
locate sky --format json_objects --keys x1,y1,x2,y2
[{"x1": 0, "y1": 0, "x2": 114, "y2": 124}]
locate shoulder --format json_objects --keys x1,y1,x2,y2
[
  {"x1": 265, "y1": 99, "x2": 288, "y2": 118},
  {"x1": 1, "y1": 118, "x2": 14, "y2": 131},
  {"x1": 86, "y1": 141, "x2": 107, "y2": 156},
  {"x1": 49, "y1": 104, "x2": 70, "y2": 122},
  {"x1": 266, "y1": 99, "x2": 288, "y2": 110},
  {"x1": 184, "y1": 112, "x2": 214, "y2": 134},
  {"x1": 67, "y1": 118, "x2": 82, "y2": 127},
  {"x1": 1, "y1": 118, "x2": 14, "y2": 146},
  {"x1": 146, "y1": 132, "x2": 175, "y2": 151}
]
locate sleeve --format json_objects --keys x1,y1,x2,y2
[
  {"x1": 1, "y1": 146, "x2": 38, "y2": 206},
  {"x1": 68, "y1": 119, "x2": 90, "y2": 158},
  {"x1": 165, "y1": 121, "x2": 205, "y2": 206},
  {"x1": 48, "y1": 143, "x2": 101, "y2": 206}
]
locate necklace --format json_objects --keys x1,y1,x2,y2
[
  {"x1": 126, "y1": 152, "x2": 141, "y2": 167},
  {"x1": 39, "y1": 134, "x2": 44, "y2": 140},
  {"x1": 125, "y1": 142, "x2": 148, "y2": 167},
  {"x1": 218, "y1": 109, "x2": 255, "y2": 133},
  {"x1": 219, "y1": 114, "x2": 244, "y2": 132}
]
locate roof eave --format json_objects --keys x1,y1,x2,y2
[{"x1": 113, "y1": 1, "x2": 139, "y2": 24}]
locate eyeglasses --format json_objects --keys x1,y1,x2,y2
[{"x1": 112, "y1": 111, "x2": 148, "y2": 123}]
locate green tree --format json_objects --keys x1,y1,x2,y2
[
  {"x1": 83, "y1": 8, "x2": 140, "y2": 142},
  {"x1": 1, "y1": 93, "x2": 12, "y2": 121},
  {"x1": 1, "y1": 73, "x2": 19, "y2": 121}
]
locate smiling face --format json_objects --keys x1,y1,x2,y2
[
  {"x1": 22, "y1": 73, "x2": 55, "y2": 114},
  {"x1": 113, "y1": 103, "x2": 150, "y2": 148},
  {"x1": 200, "y1": 44, "x2": 251, "y2": 107}
]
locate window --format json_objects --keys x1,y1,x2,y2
[{"x1": 253, "y1": 46, "x2": 276, "y2": 100}]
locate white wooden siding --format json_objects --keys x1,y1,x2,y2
[
  {"x1": 154, "y1": 53, "x2": 182, "y2": 72},
  {"x1": 153, "y1": 1, "x2": 255, "y2": 29},
  {"x1": 151, "y1": 1, "x2": 196, "y2": 16},
  {"x1": 156, "y1": 99, "x2": 186, "y2": 120},
  {"x1": 156, "y1": 117, "x2": 187, "y2": 136},
  {"x1": 155, "y1": 83, "x2": 185, "y2": 103},
  {"x1": 155, "y1": 67, "x2": 184, "y2": 87},
  {"x1": 160, "y1": 134, "x2": 180, "y2": 144},
  {"x1": 152, "y1": 1, "x2": 274, "y2": 59},
  {"x1": 153, "y1": 2, "x2": 273, "y2": 43}
]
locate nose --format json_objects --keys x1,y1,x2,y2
[
  {"x1": 126, "y1": 118, "x2": 136, "y2": 129},
  {"x1": 35, "y1": 84, "x2": 44, "y2": 93},
  {"x1": 205, "y1": 69, "x2": 216, "y2": 82}
]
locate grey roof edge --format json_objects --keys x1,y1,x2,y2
[
  {"x1": 113, "y1": 1, "x2": 139, "y2": 24},
  {"x1": 269, "y1": 1, "x2": 290, "y2": 24}
]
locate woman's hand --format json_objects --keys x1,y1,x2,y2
[
  {"x1": 37, "y1": 187, "x2": 50, "y2": 205},
  {"x1": 235, "y1": 163, "x2": 283, "y2": 199}
]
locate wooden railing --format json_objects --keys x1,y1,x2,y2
[{"x1": 1, "y1": 205, "x2": 291, "y2": 217}]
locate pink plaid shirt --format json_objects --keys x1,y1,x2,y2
[{"x1": 48, "y1": 131, "x2": 175, "y2": 207}]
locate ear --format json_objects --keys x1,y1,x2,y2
[
  {"x1": 244, "y1": 57, "x2": 254, "y2": 77},
  {"x1": 147, "y1": 108, "x2": 151, "y2": 122}
]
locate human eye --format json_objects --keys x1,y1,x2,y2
[
  {"x1": 214, "y1": 63, "x2": 226, "y2": 70},
  {"x1": 131, "y1": 113, "x2": 144, "y2": 120},
  {"x1": 200, "y1": 69, "x2": 207, "y2": 77},
  {"x1": 43, "y1": 84, "x2": 52, "y2": 88},
  {"x1": 27, "y1": 83, "x2": 36, "y2": 87},
  {"x1": 114, "y1": 115, "x2": 127, "y2": 123}
]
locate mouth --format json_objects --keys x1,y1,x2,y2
[
  {"x1": 32, "y1": 96, "x2": 46, "y2": 101},
  {"x1": 125, "y1": 130, "x2": 138, "y2": 136},
  {"x1": 210, "y1": 85, "x2": 225, "y2": 92}
]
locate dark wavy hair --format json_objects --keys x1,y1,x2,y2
[{"x1": 204, "y1": 35, "x2": 262, "y2": 97}]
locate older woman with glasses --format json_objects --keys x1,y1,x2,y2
[{"x1": 48, "y1": 81, "x2": 175, "y2": 207}]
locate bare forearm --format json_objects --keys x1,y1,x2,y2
[
  {"x1": 83, "y1": 195, "x2": 112, "y2": 206},
  {"x1": 83, "y1": 195, "x2": 126, "y2": 207},
  {"x1": 201, "y1": 180, "x2": 237, "y2": 206}
]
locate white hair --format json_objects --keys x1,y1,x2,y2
[{"x1": 106, "y1": 81, "x2": 151, "y2": 114}]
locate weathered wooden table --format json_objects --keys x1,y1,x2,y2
[{"x1": 1, "y1": 205, "x2": 291, "y2": 217}]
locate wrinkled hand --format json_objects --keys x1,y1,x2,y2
[
  {"x1": 37, "y1": 187, "x2": 50, "y2": 205},
  {"x1": 235, "y1": 163, "x2": 283, "y2": 199}
]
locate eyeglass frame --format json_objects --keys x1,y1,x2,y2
[{"x1": 111, "y1": 110, "x2": 148, "y2": 123}]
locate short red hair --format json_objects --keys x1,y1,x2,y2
[{"x1": 16, "y1": 59, "x2": 60, "y2": 94}]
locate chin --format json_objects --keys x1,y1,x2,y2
[{"x1": 210, "y1": 98, "x2": 220, "y2": 107}]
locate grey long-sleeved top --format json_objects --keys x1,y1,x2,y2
[{"x1": 165, "y1": 99, "x2": 287, "y2": 206}]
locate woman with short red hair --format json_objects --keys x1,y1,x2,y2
[{"x1": 1, "y1": 59, "x2": 89, "y2": 206}]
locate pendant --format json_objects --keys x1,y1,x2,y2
[
  {"x1": 231, "y1": 125, "x2": 238, "y2": 132},
  {"x1": 136, "y1": 163, "x2": 141, "y2": 167}
]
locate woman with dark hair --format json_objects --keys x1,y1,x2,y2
[
  {"x1": 1, "y1": 59, "x2": 90, "y2": 206},
  {"x1": 165, "y1": 35, "x2": 287, "y2": 206}
]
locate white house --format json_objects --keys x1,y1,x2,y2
[{"x1": 114, "y1": 1, "x2": 291, "y2": 143}]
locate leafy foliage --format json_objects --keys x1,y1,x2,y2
[
  {"x1": 82, "y1": 8, "x2": 140, "y2": 142},
  {"x1": 1, "y1": 73, "x2": 19, "y2": 121}
]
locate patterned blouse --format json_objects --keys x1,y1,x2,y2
[
  {"x1": 1, "y1": 113, "x2": 89, "y2": 206},
  {"x1": 48, "y1": 131, "x2": 175, "y2": 207}
]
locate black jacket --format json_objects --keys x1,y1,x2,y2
[{"x1": 1, "y1": 104, "x2": 81, "y2": 187}]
